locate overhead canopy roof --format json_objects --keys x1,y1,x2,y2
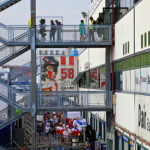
[{"x1": 73, "y1": 72, "x2": 84, "y2": 83}]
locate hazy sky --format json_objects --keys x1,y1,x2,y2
[
  {"x1": 0, "y1": 0, "x2": 90, "y2": 25},
  {"x1": 1, "y1": 0, "x2": 90, "y2": 65}
]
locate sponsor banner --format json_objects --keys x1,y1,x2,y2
[
  {"x1": 135, "y1": 95, "x2": 150, "y2": 140},
  {"x1": 117, "y1": 131, "x2": 121, "y2": 138},
  {"x1": 90, "y1": 68, "x2": 99, "y2": 88},
  {"x1": 67, "y1": 112, "x2": 81, "y2": 119},
  {"x1": 122, "y1": 135, "x2": 128, "y2": 143},
  {"x1": 41, "y1": 56, "x2": 77, "y2": 91}
]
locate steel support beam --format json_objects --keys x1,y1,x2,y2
[
  {"x1": 37, "y1": 107, "x2": 112, "y2": 112},
  {"x1": 5, "y1": 41, "x2": 111, "y2": 48},
  {"x1": 30, "y1": 0, "x2": 37, "y2": 149},
  {"x1": 106, "y1": 46, "x2": 113, "y2": 150}
]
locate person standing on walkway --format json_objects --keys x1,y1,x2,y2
[
  {"x1": 89, "y1": 17, "x2": 95, "y2": 41},
  {"x1": 55, "y1": 20, "x2": 62, "y2": 41},
  {"x1": 50, "y1": 20, "x2": 56, "y2": 42},
  {"x1": 39, "y1": 19, "x2": 46, "y2": 41},
  {"x1": 80, "y1": 20, "x2": 85, "y2": 41}
]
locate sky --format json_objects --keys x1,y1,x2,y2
[
  {"x1": 0, "y1": 0, "x2": 90, "y2": 66},
  {"x1": 0, "y1": 0, "x2": 90, "y2": 25}
]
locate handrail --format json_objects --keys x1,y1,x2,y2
[
  {"x1": 0, "y1": 96, "x2": 28, "y2": 114},
  {"x1": 0, "y1": 0, "x2": 10, "y2": 5}
]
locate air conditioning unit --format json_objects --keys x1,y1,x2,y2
[{"x1": 84, "y1": 62, "x2": 90, "y2": 69}]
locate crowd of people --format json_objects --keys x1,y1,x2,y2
[
  {"x1": 37, "y1": 112, "x2": 97, "y2": 150},
  {"x1": 37, "y1": 19, "x2": 62, "y2": 42},
  {"x1": 29, "y1": 16, "x2": 96, "y2": 42}
]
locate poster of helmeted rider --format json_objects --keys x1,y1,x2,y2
[{"x1": 41, "y1": 56, "x2": 77, "y2": 92}]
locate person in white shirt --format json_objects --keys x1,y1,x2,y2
[
  {"x1": 73, "y1": 119, "x2": 77, "y2": 127},
  {"x1": 45, "y1": 125, "x2": 50, "y2": 136}
]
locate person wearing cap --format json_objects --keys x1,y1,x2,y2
[{"x1": 41, "y1": 56, "x2": 59, "y2": 92}]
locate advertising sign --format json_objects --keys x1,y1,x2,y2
[
  {"x1": 67, "y1": 112, "x2": 81, "y2": 119},
  {"x1": 135, "y1": 95, "x2": 150, "y2": 140},
  {"x1": 41, "y1": 56, "x2": 77, "y2": 91},
  {"x1": 100, "y1": 72, "x2": 106, "y2": 90},
  {"x1": 90, "y1": 68, "x2": 99, "y2": 88},
  {"x1": 147, "y1": 67, "x2": 150, "y2": 92}
]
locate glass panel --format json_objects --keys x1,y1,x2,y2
[
  {"x1": 90, "y1": 68, "x2": 99, "y2": 88},
  {"x1": 100, "y1": 72, "x2": 106, "y2": 90},
  {"x1": 123, "y1": 71, "x2": 127, "y2": 91},
  {"x1": 126, "y1": 70, "x2": 131, "y2": 91},
  {"x1": 141, "y1": 68, "x2": 147, "y2": 93},
  {"x1": 147, "y1": 67, "x2": 150, "y2": 93},
  {"x1": 135, "y1": 69, "x2": 141, "y2": 92}
]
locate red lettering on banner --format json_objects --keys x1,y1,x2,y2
[
  {"x1": 61, "y1": 68, "x2": 74, "y2": 79},
  {"x1": 61, "y1": 56, "x2": 66, "y2": 66},
  {"x1": 90, "y1": 69, "x2": 98, "y2": 79},
  {"x1": 69, "y1": 56, "x2": 74, "y2": 66}
]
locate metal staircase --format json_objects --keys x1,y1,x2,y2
[
  {"x1": 0, "y1": 80, "x2": 30, "y2": 112},
  {"x1": 0, "y1": 23, "x2": 30, "y2": 66},
  {"x1": 0, "y1": 95, "x2": 29, "y2": 130},
  {"x1": 23, "y1": 113, "x2": 32, "y2": 145},
  {"x1": 0, "y1": 0, "x2": 21, "y2": 12},
  {"x1": 0, "y1": 45, "x2": 30, "y2": 66}
]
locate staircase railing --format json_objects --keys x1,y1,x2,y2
[
  {"x1": 0, "y1": 81, "x2": 30, "y2": 110},
  {"x1": 0, "y1": 23, "x2": 30, "y2": 65},
  {"x1": 0, "y1": 0, "x2": 22, "y2": 12}
]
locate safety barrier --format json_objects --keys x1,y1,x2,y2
[
  {"x1": 37, "y1": 91, "x2": 112, "y2": 111},
  {"x1": 0, "y1": 24, "x2": 111, "y2": 44}
]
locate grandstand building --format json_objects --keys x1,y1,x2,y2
[{"x1": 78, "y1": 0, "x2": 150, "y2": 149}]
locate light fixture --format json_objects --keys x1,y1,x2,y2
[{"x1": 81, "y1": 12, "x2": 88, "y2": 18}]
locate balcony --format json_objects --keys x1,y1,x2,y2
[
  {"x1": 37, "y1": 91, "x2": 112, "y2": 112},
  {"x1": 0, "y1": 24, "x2": 112, "y2": 48}
]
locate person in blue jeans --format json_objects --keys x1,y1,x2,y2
[
  {"x1": 57, "y1": 138, "x2": 63, "y2": 150},
  {"x1": 50, "y1": 20, "x2": 56, "y2": 42},
  {"x1": 55, "y1": 20, "x2": 62, "y2": 41}
]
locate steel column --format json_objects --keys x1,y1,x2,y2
[
  {"x1": 106, "y1": 46, "x2": 112, "y2": 150},
  {"x1": 30, "y1": 0, "x2": 37, "y2": 149}
]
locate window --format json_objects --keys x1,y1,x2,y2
[
  {"x1": 100, "y1": 72, "x2": 106, "y2": 90},
  {"x1": 128, "y1": 41, "x2": 130, "y2": 53},
  {"x1": 135, "y1": 69, "x2": 141, "y2": 92},
  {"x1": 123, "y1": 44, "x2": 125, "y2": 55},
  {"x1": 148, "y1": 31, "x2": 150, "y2": 46},
  {"x1": 90, "y1": 68, "x2": 99, "y2": 88},
  {"x1": 144, "y1": 32, "x2": 147, "y2": 47},
  {"x1": 141, "y1": 34, "x2": 143, "y2": 48}
]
